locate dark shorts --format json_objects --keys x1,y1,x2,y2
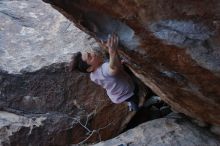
[{"x1": 125, "y1": 83, "x2": 139, "y2": 104}]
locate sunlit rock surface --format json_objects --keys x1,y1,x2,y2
[
  {"x1": 0, "y1": 0, "x2": 140, "y2": 145},
  {"x1": 43, "y1": 0, "x2": 220, "y2": 125},
  {"x1": 0, "y1": 0, "x2": 97, "y2": 74},
  {"x1": 94, "y1": 113, "x2": 220, "y2": 146}
]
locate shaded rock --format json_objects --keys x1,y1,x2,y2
[
  {"x1": 125, "y1": 98, "x2": 172, "y2": 131},
  {"x1": 43, "y1": 0, "x2": 220, "y2": 125},
  {"x1": 0, "y1": 61, "x2": 136, "y2": 145},
  {"x1": 0, "y1": 61, "x2": 148, "y2": 145},
  {"x1": 0, "y1": 111, "x2": 72, "y2": 146},
  {"x1": 94, "y1": 113, "x2": 220, "y2": 146}
]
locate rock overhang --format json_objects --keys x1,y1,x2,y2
[{"x1": 43, "y1": 0, "x2": 220, "y2": 125}]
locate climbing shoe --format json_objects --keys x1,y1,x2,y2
[{"x1": 127, "y1": 101, "x2": 139, "y2": 112}]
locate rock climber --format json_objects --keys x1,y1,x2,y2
[{"x1": 69, "y1": 34, "x2": 139, "y2": 111}]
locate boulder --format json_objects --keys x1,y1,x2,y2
[
  {"x1": 0, "y1": 0, "x2": 97, "y2": 74},
  {"x1": 0, "y1": 0, "x2": 146, "y2": 145},
  {"x1": 43, "y1": 0, "x2": 220, "y2": 125},
  {"x1": 94, "y1": 113, "x2": 220, "y2": 146}
]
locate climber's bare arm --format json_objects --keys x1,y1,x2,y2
[{"x1": 102, "y1": 34, "x2": 122, "y2": 75}]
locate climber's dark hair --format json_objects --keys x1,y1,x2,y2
[{"x1": 69, "y1": 52, "x2": 91, "y2": 73}]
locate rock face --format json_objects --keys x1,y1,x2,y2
[
  {"x1": 0, "y1": 0, "x2": 143, "y2": 145},
  {"x1": 0, "y1": 0, "x2": 98, "y2": 74},
  {"x1": 94, "y1": 113, "x2": 220, "y2": 146},
  {"x1": 43, "y1": 0, "x2": 220, "y2": 125}
]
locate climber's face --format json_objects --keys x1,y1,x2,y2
[{"x1": 82, "y1": 51, "x2": 102, "y2": 72}]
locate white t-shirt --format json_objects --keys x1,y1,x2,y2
[{"x1": 90, "y1": 62, "x2": 135, "y2": 103}]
